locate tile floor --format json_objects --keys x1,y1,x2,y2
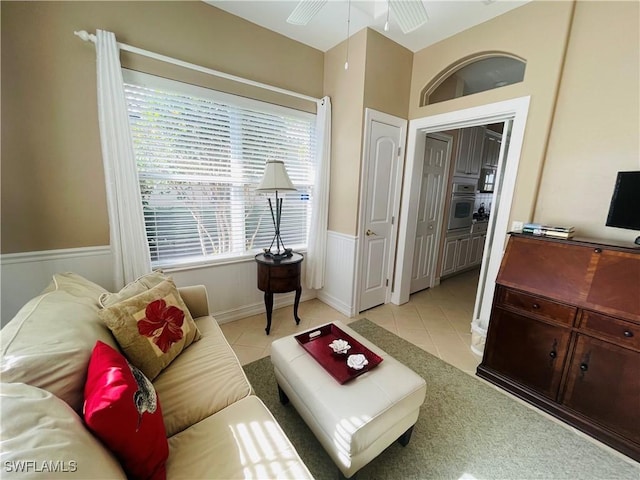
[
  {"x1": 221, "y1": 268, "x2": 482, "y2": 375},
  {"x1": 221, "y1": 270, "x2": 640, "y2": 468}
]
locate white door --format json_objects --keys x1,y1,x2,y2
[
  {"x1": 410, "y1": 134, "x2": 450, "y2": 294},
  {"x1": 359, "y1": 118, "x2": 404, "y2": 312}
]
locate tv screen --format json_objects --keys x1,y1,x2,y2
[{"x1": 606, "y1": 171, "x2": 640, "y2": 231}]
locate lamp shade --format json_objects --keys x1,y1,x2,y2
[{"x1": 256, "y1": 160, "x2": 296, "y2": 192}]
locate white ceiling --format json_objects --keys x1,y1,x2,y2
[{"x1": 204, "y1": 0, "x2": 531, "y2": 53}]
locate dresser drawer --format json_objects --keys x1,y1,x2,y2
[
  {"x1": 498, "y1": 288, "x2": 577, "y2": 326},
  {"x1": 269, "y1": 263, "x2": 301, "y2": 279},
  {"x1": 579, "y1": 311, "x2": 640, "y2": 351}
]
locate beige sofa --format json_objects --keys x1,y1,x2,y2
[{"x1": 0, "y1": 273, "x2": 312, "y2": 479}]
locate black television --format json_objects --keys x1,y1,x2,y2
[{"x1": 606, "y1": 171, "x2": 640, "y2": 245}]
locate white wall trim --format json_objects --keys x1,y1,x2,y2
[
  {"x1": 393, "y1": 97, "x2": 531, "y2": 351},
  {"x1": 0, "y1": 246, "x2": 111, "y2": 265}
]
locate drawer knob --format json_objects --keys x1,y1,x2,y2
[
  {"x1": 580, "y1": 363, "x2": 589, "y2": 372},
  {"x1": 532, "y1": 303, "x2": 540, "y2": 309},
  {"x1": 594, "y1": 248, "x2": 602, "y2": 254},
  {"x1": 549, "y1": 351, "x2": 557, "y2": 359},
  {"x1": 623, "y1": 330, "x2": 634, "y2": 338}
]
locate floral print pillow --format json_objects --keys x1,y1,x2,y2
[{"x1": 99, "y1": 279, "x2": 201, "y2": 380}]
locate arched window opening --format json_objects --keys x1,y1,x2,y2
[{"x1": 420, "y1": 53, "x2": 526, "y2": 106}]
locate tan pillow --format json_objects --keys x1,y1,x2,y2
[
  {"x1": 0, "y1": 382, "x2": 126, "y2": 479},
  {"x1": 1, "y1": 273, "x2": 118, "y2": 413},
  {"x1": 99, "y1": 270, "x2": 167, "y2": 308},
  {"x1": 99, "y1": 279, "x2": 201, "y2": 380}
]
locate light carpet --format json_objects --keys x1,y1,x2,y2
[{"x1": 243, "y1": 318, "x2": 640, "y2": 479}]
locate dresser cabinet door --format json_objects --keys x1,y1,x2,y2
[
  {"x1": 561, "y1": 334, "x2": 640, "y2": 444},
  {"x1": 484, "y1": 308, "x2": 571, "y2": 399},
  {"x1": 586, "y1": 249, "x2": 640, "y2": 321}
]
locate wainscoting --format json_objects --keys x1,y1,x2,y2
[
  {"x1": 0, "y1": 246, "x2": 115, "y2": 326},
  {"x1": 316, "y1": 230, "x2": 358, "y2": 317},
  {"x1": 1, "y1": 232, "x2": 360, "y2": 326}
]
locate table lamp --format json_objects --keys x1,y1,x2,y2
[{"x1": 256, "y1": 160, "x2": 297, "y2": 260}]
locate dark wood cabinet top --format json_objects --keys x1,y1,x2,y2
[
  {"x1": 255, "y1": 252, "x2": 304, "y2": 266},
  {"x1": 498, "y1": 234, "x2": 640, "y2": 323},
  {"x1": 509, "y1": 232, "x2": 640, "y2": 253}
]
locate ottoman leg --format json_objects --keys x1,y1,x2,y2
[
  {"x1": 277, "y1": 384, "x2": 290, "y2": 405},
  {"x1": 397, "y1": 425, "x2": 415, "y2": 447}
]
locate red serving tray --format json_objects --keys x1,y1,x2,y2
[{"x1": 295, "y1": 323, "x2": 383, "y2": 384}]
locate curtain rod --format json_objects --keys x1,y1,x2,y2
[{"x1": 74, "y1": 30, "x2": 322, "y2": 105}]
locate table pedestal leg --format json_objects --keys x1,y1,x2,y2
[
  {"x1": 294, "y1": 287, "x2": 302, "y2": 325},
  {"x1": 264, "y1": 292, "x2": 274, "y2": 335}
]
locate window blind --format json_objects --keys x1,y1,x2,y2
[{"x1": 122, "y1": 70, "x2": 316, "y2": 268}]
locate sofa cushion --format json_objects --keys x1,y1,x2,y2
[
  {"x1": 84, "y1": 341, "x2": 168, "y2": 480},
  {"x1": 153, "y1": 315, "x2": 252, "y2": 437},
  {"x1": 99, "y1": 279, "x2": 201, "y2": 380},
  {"x1": 0, "y1": 273, "x2": 119, "y2": 413},
  {"x1": 166, "y1": 395, "x2": 313, "y2": 479},
  {"x1": 99, "y1": 271, "x2": 167, "y2": 308},
  {"x1": 0, "y1": 382, "x2": 126, "y2": 479}
]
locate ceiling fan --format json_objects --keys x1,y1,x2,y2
[{"x1": 286, "y1": 0, "x2": 429, "y2": 34}]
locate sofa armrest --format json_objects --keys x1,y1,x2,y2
[{"x1": 177, "y1": 285, "x2": 210, "y2": 318}]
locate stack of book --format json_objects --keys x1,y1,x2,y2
[{"x1": 522, "y1": 223, "x2": 575, "y2": 239}]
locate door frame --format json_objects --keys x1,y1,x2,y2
[
  {"x1": 355, "y1": 108, "x2": 407, "y2": 313},
  {"x1": 410, "y1": 131, "x2": 453, "y2": 294},
  {"x1": 392, "y1": 97, "x2": 530, "y2": 330}
]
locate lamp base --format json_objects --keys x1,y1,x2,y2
[{"x1": 263, "y1": 248, "x2": 293, "y2": 262}]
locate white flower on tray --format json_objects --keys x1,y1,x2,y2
[
  {"x1": 329, "y1": 339, "x2": 351, "y2": 354},
  {"x1": 347, "y1": 354, "x2": 369, "y2": 370}
]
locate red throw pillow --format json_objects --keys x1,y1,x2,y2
[{"x1": 84, "y1": 341, "x2": 168, "y2": 480}]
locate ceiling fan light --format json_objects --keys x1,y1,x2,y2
[
  {"x1": 389, "y1": 0, "x2": 429, "y2": 34},
  {"x1": 286, "y1": 0, "x2": 328, "y2": 25}
]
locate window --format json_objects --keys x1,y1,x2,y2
[
  {"x1": 122, "y1": 71, "x2": 316, "y2": 268},
  {"x1": 421, "y1": 54, "x2": 526, "y2": 106}
]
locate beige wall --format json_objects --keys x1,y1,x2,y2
[
  {"x1": 3, "y1": 0, "x2": 638, "y2": 254},
  {"x1": 1, "y1": 1, "x2": 323, "y2": 253},
  {"x1": 363, "y1": 29, "x2": 413, "y2": 120},
  {"x1": 323, "y1": 29, "x2": 368, "y2": 236},
  {"x1": 409, "y1": 0, "x2": 575, "y2": 229},
  {"x1": 535, "y1": 1, "x2": 640, "y2": 242},
  {"x1": 325, "y1": 28, "x2": 413, "y2": 236}
]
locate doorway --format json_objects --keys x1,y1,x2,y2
[
  {"x1": 392, "y1": 97, "x2": 531, "y2": 349},
  {"x1": 410, "y1": 132, "x2": 452, "y2": 294}
]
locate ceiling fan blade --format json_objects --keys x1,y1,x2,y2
[
  {"x1": 389, "y1": 0, "x2": 429, "y2": 34},
  {"x1": 286, "y1": 0, "x2": 327, "y2": 26}
]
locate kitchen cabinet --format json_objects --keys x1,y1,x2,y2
[
  {"x1": 481, "y1": 130, "x2": 502, "y2": 167},
  {"x1": 453, "y1": 126, "x2": 485, "y2": 178},
  {"x1": 468, "y1": 221, "x2": 487, "y2": 267},
  {"x1": 442, "y1": 221, "x2": 487, "y2": 277},
  {"x1": 478, "y1": 234, "x2": 640, "y2": 462},
  {"x1": 441, "y1": 230, "x2": 470, "y2": 277}
]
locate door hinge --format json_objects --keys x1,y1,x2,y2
[
  {"x1": 397, "y1": 147, "x2": 402, "y2": 157},
  {"x1": 391, "y1": 216, "x2": 395, "y2": 225},
  {"x1": 386, "y1": 279, "x2": 389, "y2": 286}
]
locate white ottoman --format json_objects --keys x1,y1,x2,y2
[{"x1": 271, "y1": 321, "x2": 427, "y2": 479}]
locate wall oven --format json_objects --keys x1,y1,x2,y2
[{"x1": 447, "y1": 178, "x2": 476, "y2": 231}]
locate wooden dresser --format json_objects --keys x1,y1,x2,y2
[{"x1": 477, "y1": 233, "x2": 640, "y2": 461}]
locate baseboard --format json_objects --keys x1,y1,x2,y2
[
  {"x1": 214, "y1": 290, "x2": 317, "y2": 325},
  {"x1": 316, "y1": 289, "x2": 355, "y2": 317}
]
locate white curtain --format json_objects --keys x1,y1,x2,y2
[
  {"x1": 95, "y1": 30, "x2": 151, "y2": 288},
  {"x1": 305, "y1": 96, "x2": 331, "y2": 290}
]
